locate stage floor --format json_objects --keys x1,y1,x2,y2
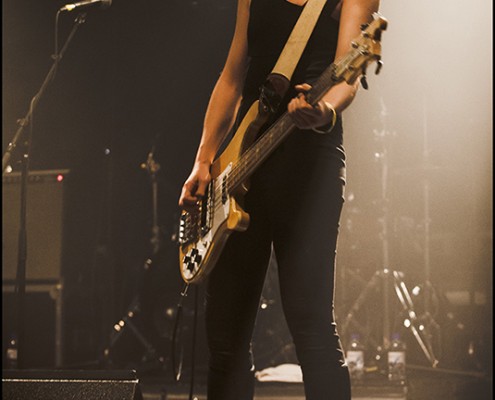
[{"x1": 138, "y1": 366, "x2": 491, "y2": 400}]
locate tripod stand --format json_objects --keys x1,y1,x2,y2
[
  {"x1": 341, "y1": 98, "x2": 439, "y2": 368},
  {"x1": 414, "y1": 98, "x2": 442, "y2": 359},
  {"x1": 101, "y1": 142, "x2": 166, "y2": 371}
]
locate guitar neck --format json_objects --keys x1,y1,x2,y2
[{"x1": 226, "y1": 49, "x2": 358, "y2": 193}]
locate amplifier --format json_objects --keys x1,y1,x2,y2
[
  {"x1": 2, "y1": 369, "x2": 143, "y2": 400},
  {"x1": 2, "y1": 281, "x2": 64, "y2": 368},
  {"x1": 2, "y1": 169, "x2": 69, "y2": 281}
]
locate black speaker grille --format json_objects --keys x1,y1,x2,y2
[{"x1": 2, "y1": 369, "x2": 143, "y2": 400}]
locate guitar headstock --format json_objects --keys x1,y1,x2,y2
[{"x1": 336, "y1": 13, "x2": 388, "y2": 88}]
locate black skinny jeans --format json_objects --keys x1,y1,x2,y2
[{"x1": 205, "y1": 130, "x2": 351, "y2": 400}]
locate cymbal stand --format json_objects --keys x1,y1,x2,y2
[
  {"x1": 102, "y1": 141, "x2": 164, "y2": 368},
  {"x1": 341, "y1": 98, "x2": 438, "y2": 367},
  {"x1": 416, "y1": 98, "x2": 441, "y2": 363}
]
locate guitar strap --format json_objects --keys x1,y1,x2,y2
[{"x1": 261, "y1": 0, "x2": 329, "y2": 112}]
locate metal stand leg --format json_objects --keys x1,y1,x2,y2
[
  {"x1": 391, "y1": 270, "x2": 438, "y2": 366},
  {"x1": 104, "y1": 294, "x2": 160, "y2": 364},
  {"x1": 341, "y1": 99, "x2": 439, "y2": 368},
  {"x1": 341, "y1": 268, "x2": 439, "y2": 367},
  {"x1": 101, "y1": 139, "x2": 169, "y2": 371},
  {"x1": 101, "y1": 258, "x2": 165, "y2": 370}
]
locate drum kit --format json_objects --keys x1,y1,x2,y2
[
  {"x1": 99, "y1": 137, "x2": 191, "y2": 375},
  {"x1": 336, "y1": 98, "x2": 442, "y2": 369}
]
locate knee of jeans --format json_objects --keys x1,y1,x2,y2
[
  {"x1": 291, "y1": 323, "x2": 346, "y2": 367},
  {"x1": 288, "y1": 313, "x2": 337, "y2": 344},
  {"x1": 209, "y1": 346, "x2": 254, "y2": 373}
]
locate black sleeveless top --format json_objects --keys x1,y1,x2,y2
[
  {"x1": 238, "y1": 0, "x2": 342, "y2": 127},
  {"x1": 234, "y1": 0, "x2": 346, "y2": 182}
]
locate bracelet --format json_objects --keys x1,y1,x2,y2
[{"x1": 312, "y1": 102, "x2": 337, "y2": 134}]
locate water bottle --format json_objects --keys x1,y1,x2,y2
[
  {"x1": 388, "y1": 332, "x2": 406, "y2": 384},
  {"x1": 346, "y1": 333, "x2": 365, "y2": 382}
]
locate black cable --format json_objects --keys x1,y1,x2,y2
[
  {"x1": 170, "y1": 282, "x2": 199, "y2": 399},
  {"x1": 189, "y1": 285, "x2": 199, "y2": 400},
  {"x1": 171, "y1": 283, "x2": 189, "y2": 382}
]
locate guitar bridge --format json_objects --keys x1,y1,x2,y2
[
  {"x1": 179, "y1": 181, "x2": 215, "y2": 245},
  {"x1": 200, "y1": 180, "x2": 214, "y2": 236},
  {"x1": 178, "y1": 211, "x2": 199, "y2": 245}
]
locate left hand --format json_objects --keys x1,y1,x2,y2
[{"x1": 287, "y1": 84, "x2": 335, "y2": 130}]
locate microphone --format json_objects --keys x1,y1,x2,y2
[{"x1": 60, "y1": 0, "x2": 112, "y2": 12}]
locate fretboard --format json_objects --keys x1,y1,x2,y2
[{"x1": 226, "y1": 47, "x2": 359, "y2": 193}]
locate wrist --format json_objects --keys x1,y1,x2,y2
[{"x1": 312, "y1": 101, "x2": 337, "y2": 134}]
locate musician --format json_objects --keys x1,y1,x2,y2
[{"x1": 179, "y1": 0, "x2": 380, "y2": 398}]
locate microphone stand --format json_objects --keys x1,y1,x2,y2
[{"x1": 2, "y1": 11, "x2": 88, "y2": 369}]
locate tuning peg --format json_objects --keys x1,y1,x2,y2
[
  {"x1": 360, "y1": 23, "x2": 369, "y2": 31},
  {"x1": 360, "y1": 74, "x2": 369, "y2": 90},
  {"x1": 375, "y1": 60, "x2": 383, "y2": 75}
]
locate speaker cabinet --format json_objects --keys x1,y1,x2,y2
[
  {"x1": 2, "y1": 169, "x2": 69, "y2": 281},
  {"x1": 2, "y1": 282, "x2": 63, "y2": 369},
  {"x1": 2, "y1": 369, "x2": 144, "y2": 400}
]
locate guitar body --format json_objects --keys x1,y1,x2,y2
[{"x1": 179, "y1": 100, "x2": 268, "y2": 284}]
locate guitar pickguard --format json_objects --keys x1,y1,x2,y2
[{"x1": 179, "y1": 164, "x2": 249, "y2": 283}]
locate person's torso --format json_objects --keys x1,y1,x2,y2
[{"x1": 242, "y1": 0, "x2": 341, "y2": 115}]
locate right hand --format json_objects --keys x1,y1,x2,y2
[{"x1": 178, "y1": 161, "x2": 212, "y2": 212}]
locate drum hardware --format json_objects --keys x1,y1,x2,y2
[
  {"x1": 341, "y1": 98, "x2": 439, "y2": 368},
  {"x1": 100, "y1": 138, "x2": 169, "y2": 372}
]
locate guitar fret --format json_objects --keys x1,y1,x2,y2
[{"x1": 226, "y1": 38, "x2": 369, "y2": 195}]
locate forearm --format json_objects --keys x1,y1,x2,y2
[
  {"x1": 194, "y1": 76, "x2": 243, "y2": 165},
  {"x1": 321, "y1": 0, "x2": 380, "y2": 114},
  {"x1": 321, "y1": 80, "x2": 359, "y2": 115},
  {"x1": 194, "y1": 0, "x2": 249, "y2": 166}
]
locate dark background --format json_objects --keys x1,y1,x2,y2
[
  {"x1": 3, "y1": 0, "x2": 237, "y2": 372},
  {"x1": 2, "y1": 0, "x2": 492, "y2": 379}
]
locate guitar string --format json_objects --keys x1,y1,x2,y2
[
  {"x1": 187, "y1": 37, "x2": 376, "y2": 235},
  {"x1": 223, "y1": 40, "x2": 376, "y2": 192},
  {"x1": 208, "y1": 46, "x2": 361, "y2": 217}
]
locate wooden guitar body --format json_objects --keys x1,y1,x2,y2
[{"x1": 179, "y1": 100, "x2": 267, "y2": 283}]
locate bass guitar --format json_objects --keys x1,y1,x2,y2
[{"x1": 179, "y1": 13, "x2": 388, "y2": 284}]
